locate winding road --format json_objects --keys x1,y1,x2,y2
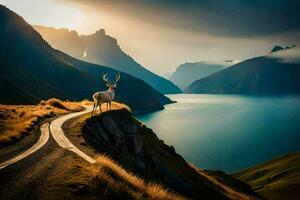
[
  {"x1": 50, "y1": 105, "x2": 95, "y2": 164},
  {"x1": 0, "y1": 105, "x2": 95, "y2": 170},
  {"x1": 0, "y1": 123, "x2": 50, "y2": 170}
]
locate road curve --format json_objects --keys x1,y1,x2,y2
[
  {"x1": 0, "y1": 123, "x2": 50, "y2": 170},
  {"x1": 50, "y1": 105, "x2": 96, "y2": 164}
]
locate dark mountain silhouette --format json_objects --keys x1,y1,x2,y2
[
  {"x1": 34, "y1": 26, "x2": 182, "y2": 94},
  {"x1": 169, "y1": 62, "x2": 224, "y2": 89},
  {"x1": 186, "y1": 48, "x2": 300, "y2": 94},
  {"x1": 0, "y1": 5, "x2": 172, "y2": 113}
]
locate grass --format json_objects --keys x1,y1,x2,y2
[
  {"x1": 232, "y1": 152, "x2": 300, "y2": 200},
  {"x1": 88, "y1": 154, "x2": 186, "y2": 200},
  {"x1": 0, "y1": 98, "x2": 84, "y2": 145}
]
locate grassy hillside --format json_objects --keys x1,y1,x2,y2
[
  {"x1": 233, "y1": 152, "x2": 300, "y2": 200},
  {"x1": 89, "y1": 154, "x2": 186, "y2": 200},
  {"x1": 0, "y1": 98, "x2": 83, "y2": 145},
  {"x1": 0, "y1": 5, "x2": 171, "y2": 113}
]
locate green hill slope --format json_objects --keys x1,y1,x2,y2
[{"x1": 233, "y1": 152, "x2": 300, "y2": 200}]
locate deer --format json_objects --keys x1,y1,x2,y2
[{"x1": 91, "y1": 72, "x2": 121, "y2": 116}]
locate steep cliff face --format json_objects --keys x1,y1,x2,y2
[{"x1": 81, "y1": 109, "x2": 261, "y2": 200}]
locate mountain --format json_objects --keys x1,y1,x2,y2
[
  {"x1": 0, "y1": 5, "x2": 172, "y2": 113},
  {"x1": 233, "y1": 152, "x2": 300, "y2": 200},
  {"x1": 186, "y1": 47, "x2": 300, "y2": 94},
  {"x1": 169, "y1": 62, "x2": 224, "y2": 89},
  {"x1": 34, "y1": 26, "x2": 182, "y2": 94}
]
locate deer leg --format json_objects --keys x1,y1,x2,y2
[
  {"x1": 95, "y1": 104, "x2": 98, "y2": 114},
  {"x1": 109, "y1": 102, "x2": 112, "y2": 110},
  {"x1": 99, "y1": 103, "x2": 102, "y2": 113},
  {"x1": 91, "y1": 103, "x2": 96, "y2": 116}
]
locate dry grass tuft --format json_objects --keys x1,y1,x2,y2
[
  {"x1": 88, "y1": 154, "x2": 186, "y2": 200},
  {"x1": 39, "y1": 98, "x2": 83, "y2": 111},
  {"x1": 0, "y1": 98, "x2": 83, "y2": 145}
]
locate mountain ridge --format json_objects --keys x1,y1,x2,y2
[
  {"x1": 169, "y1": 62, "x2": 224, "y2": 89},
  {"x1": 186, "y1": 48, "x2": 300, "y2": 94},
  {"x1": 34, "y1": 25, "x2": 182, "y2": 94}
]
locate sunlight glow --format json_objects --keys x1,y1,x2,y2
[{"x1": 0, "y1": 0, "x2": 86, "y2": 32}]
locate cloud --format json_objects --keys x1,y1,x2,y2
[{"x1": 62, "y1": 0, "x2": 300, "y2": 37}]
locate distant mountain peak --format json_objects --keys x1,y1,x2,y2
[
  {"x1": 170, "y1": 61, "x2": 224, "y2": 89},
  {"x1": 89, "y1": 28, "x2": 118, "y2": 46},
  {"x1": 270, "y1": 45, "x2": 284, "y2": 53},
  {"x1": 95, "y1": 28, "x2": 106, "y2": 36},
  {"x1": 270, "y1": 45, "x2": 296, "y2": 53}
]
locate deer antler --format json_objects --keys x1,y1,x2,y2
[
  {"x1": 102, "y1": 73, "x2": 110, "y2": 83},
  {"x1": 115, "y1": 72, "x2": 120, "y2": 83}
]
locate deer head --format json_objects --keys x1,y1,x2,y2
[{"x1": 102, "y1": 72, "x2": 121, "y2": 91}]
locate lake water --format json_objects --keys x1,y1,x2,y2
[{"x1": 136, "y1": 94, "x2": 300, "y2": 172}]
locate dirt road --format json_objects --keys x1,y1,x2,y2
[{"x1": 0, "y1": 105, "x2": 95, "y2": 200}]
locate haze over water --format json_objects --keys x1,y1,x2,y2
[{"x1": 136, "y1": 94, "x2": 300, "y2": 172}]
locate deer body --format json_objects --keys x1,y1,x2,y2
[{"x1": 91, "y1": 72, "x2": 120, "y2": 115}]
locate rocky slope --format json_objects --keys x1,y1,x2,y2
[
  {"x1": 34, "y1": 26, "x2": 182, "y2": 94},
  {"x1": 70, "y1": 109, "x2": 262, "y2": 200},
  {"x1": 170, "y1": 62, "x2": 223, "y2": 89},
  {"x1": 0, "y1": 5, "x2": 171, "y2": 113},
  {"x1": 186, "y1": 47, "x2": 300, "y2": 95}
]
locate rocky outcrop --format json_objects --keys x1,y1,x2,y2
[
  {"x1": 82, "y1": 109, "x2": 261, "y2": 200},
  {"x1": 84, "y1": 109, "x2": 142, "y2": 154}
]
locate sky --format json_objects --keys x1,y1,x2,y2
[{"x1": 0, "y1": 0, "x2": 299, "y2": 75}]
